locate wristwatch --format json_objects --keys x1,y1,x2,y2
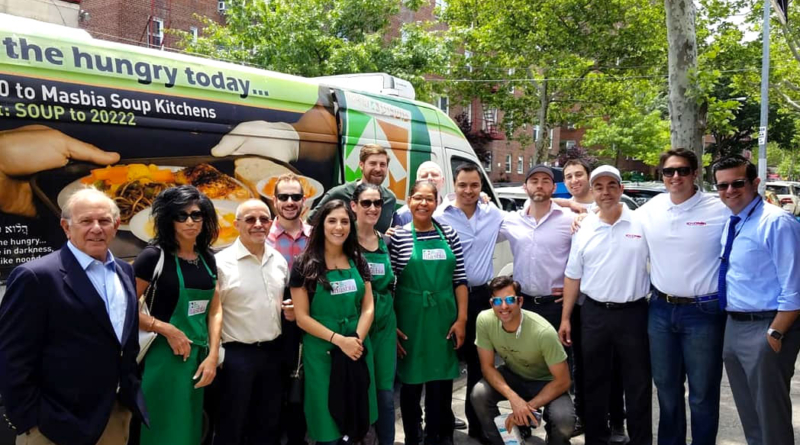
[{"x1": 768, "y1": 328, "x2": 784, "y2": 341}]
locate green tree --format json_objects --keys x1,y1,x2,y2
[
  {"x1": 172, "y1": 0, "x2": 451, "y2": 101},
  {"x1": 581, "y1": 109, "x2": 671, "y2": 167}
]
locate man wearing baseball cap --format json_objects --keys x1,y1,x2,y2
[{"x1": 559, "y1": 165, "x2": 653, "y2": 445}]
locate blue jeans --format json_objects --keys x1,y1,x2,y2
[
  {"x1": 648, "y1": 296, "x2": 726, "y2": 445},
  {"x1": 376, "y1": 389, "x2": 395, "y2": 445}
]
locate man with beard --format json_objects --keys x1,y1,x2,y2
[
  {"x1": 268, "y1": 174, "x2": 313, "y2": 445},
  {"x1": 214, "y1": 200, "x2": 289, "y2": 444},
  {"x1": 499, "y1": 165, "x2": 574, "y2": 331},
  {"x1": 308, "y1": 144, "x2": 396, "y2": 232}
]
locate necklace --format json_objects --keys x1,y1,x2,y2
[{"x1": 179, "y1": 254, "x2": 200, "y2": 267}]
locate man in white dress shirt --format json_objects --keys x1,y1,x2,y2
[
  {"x1": 213, "y1": 199, "x2": 290, "y2": 445},
  {"x1": 559, "y1": 166, "x2": 652, "y2": 445}
]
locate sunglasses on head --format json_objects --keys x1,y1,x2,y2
[
  {"x1": 662, "y1": 167, "x2": 692, "y2": 177},
  {"x1": 490, "y1": 295, "x2": 519, "y2": 306},
  {"x1": 359, "y1": 199, "x2": 383, "y2": 209},
  {"x1": 174, "y1": 211, "x2": 204, "y2": 223},
  {"x1": 239, "y1": 215, "x2": 271, "y2": 225},
  {"x1": 276, "y1": 193, "x2": 304, "y2": 202},
  {"x1": 716, "y1": 179, "x2": 748, "y2": 191}
]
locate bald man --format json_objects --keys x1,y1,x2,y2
[
  {"x1": 213, "y1": 199, "x2": 290, "y2": 445},
  {"x1": 393, "y1": 161, "x2": 447, "y2": 227}
]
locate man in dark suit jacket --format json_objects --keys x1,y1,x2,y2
[{"x1": 0, "y1": 189, "x2": 147, "y2": 445}]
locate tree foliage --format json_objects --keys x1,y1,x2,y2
[{"x1": 171, "y1": 0, "x2": 451, "y2": 101}]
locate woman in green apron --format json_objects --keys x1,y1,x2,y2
[
  {"x1": 350, "y1": 182, "x2": 396, "y2": 445},
  {"x1": 388, "y1": 180, "x2": 468, "y2": 445},
  {"x1": 290, "y1": 199, "x2": 378, "y2": 444},
  {"x1": 132, "y1": 185, "x2": 224, "y2": 445}
]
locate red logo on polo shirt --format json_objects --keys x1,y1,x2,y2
[
  {"x1": 686, "y1": 221, "x2": 707, "y2": 226},
  {"x1": 625, "y1": 234, "x2": 642, "y2": 239}
]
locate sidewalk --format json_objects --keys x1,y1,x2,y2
[{"x1": 393, "y1": 359, "x2": 800, "y2": 445}]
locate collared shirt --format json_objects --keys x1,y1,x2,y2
[
  {"x1": 434, "y1": 199, "x2": 504, "y2": 286},
  {"x1": 267, "y1": 220, "x2": 311, "y2": 270},
  {"x1": 308, "y1": 182, "x2": 397, "y2": 232},
  {"x1": 638, "y1": 192, "x2": 729, "y2": 296},
  {"x1": 66, "y1": 241, "x2": 127, "y2": 341},
  {"x1": 565, "y1": 205, "x2": 650, "y2": 303},
  {"x1": 216, "y1": 238, "x2": 289, "y2": 343},
  {"x1": 722, "y1": 196, "x2": 800, "y2": 312},
  {"x1": 499, "y1": 201, "x2": 574, "y2": 296}
]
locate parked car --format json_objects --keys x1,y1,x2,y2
[
  {"x1": 622, "y1": 184, "x2": 666, "y2": 207},
  {"x1": 766, "y1": 182, "x2": 800, "y2": 215}
]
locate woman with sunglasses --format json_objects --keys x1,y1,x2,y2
[
  {"x1": 389, "y1": 180, "x2": 468, "y2": 445},
  {"x1": 350, "y1": 182, "x2": 396, "y2": 445},
  {"x1": 290, "y1": 199, "x2": 377, "y2": 445},
  {"x1": 132, "y1": 185, "x2": 223, "y2": 445}
]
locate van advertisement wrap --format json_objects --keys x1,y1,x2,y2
[{"x1": 0, "y1": 28, "x2": 445, "y2": 282}]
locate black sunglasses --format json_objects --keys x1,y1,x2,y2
[
  {"x1": 662, "y1": 167, "x2": 692, "y2": 177},
  {"x1": 276, "y1": 193, "x2": 304, "y2": 202},
  {"x1": 239, "y1": 216, "x2": 271, "y2": 225},
  {"x1": 174, "y1": 211, "x2": 204, "y2": 222},
  {"x1": 358, "y1": 199, "x2": 383, "y2": 209},
  {"x1": 490, "y1": 295, "x2": 519, "y2": 306},
  {"x1": 716, "y1": 179, "x2": 748, "y2": 191}
]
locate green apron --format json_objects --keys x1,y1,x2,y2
[
  {"x1": 363, "y1": 236, "x2": 396, "y2": 391},
  {"x1": 395, "y1": 224, "x2": 460, "y2": 385},
  {"x1": 140, "y1": 255, "x2": 215, "y2": 445},
  {"x1": 303, "y1": 260, "x2": 378, "y2": 442}
]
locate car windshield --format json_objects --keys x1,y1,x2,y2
[{"x1": 767, "y1": 185, "x2": 790, "y2": 195}]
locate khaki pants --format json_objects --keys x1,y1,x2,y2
[{"x1": 16, "y1": 402, "x2": 132, "y2": 445}]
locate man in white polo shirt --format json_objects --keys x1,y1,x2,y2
[
  {"x1": 559, "y1": 165, "x2": 652, "y2": 445},
  {"x1": 638, "y1": 148, "x2": 728, "y2": 445},
  {"x1": 213, "y1": 199, "x2": 290, "y2": 444}
]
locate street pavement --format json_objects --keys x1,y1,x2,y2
[{"x1": 392, "y1": 359, "x2": 800, "y2": 445}]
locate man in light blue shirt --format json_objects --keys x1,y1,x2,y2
[
  {"x1": 434, "y1": 162, "x2": 504, "y2": 441},
  {"x1": 714, "y1": 155, "x2": 800, "y2": 445}
]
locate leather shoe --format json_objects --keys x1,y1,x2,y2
[{"x1": 454, "y1": 417, "x2": 467, "y2": 430}]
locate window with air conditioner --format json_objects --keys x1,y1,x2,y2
[
  {"x1": 517, "y1": 156, "x2": 523, "y2": 174},
  {"x1": 565, "y1": 140, "x2": 577, "y2": 149},
  {"x1": 150, "y1": 18, "x2": 164, "y2": 47}
]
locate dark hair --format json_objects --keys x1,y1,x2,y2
[
  {"x1": 563, "y1": 158, "x2": 591, "y2": 176},
  {"x1": 488, "y1": 275, "x2": 521, "y2": 296},
  {"x1": 410, "y1": 179, "x2": 438, "y2": 202},
  {"x1": 454, "y1": 163, "x2": 482, "y2": 183},
  {"x1": 151, "y1": 185, "x2": 219, "y2": 256},
  {"x1": 712, "y1": 155, "x2": 757, "y2": 182},
  {"x1": 352, "y1": 182, "x2": 382, "y2": 202},
  {"x1": 299, "y1": 200, "x2": 369, "y2": 292},
  {"x1": 659, "y1": 148, "x2": 699, "y2": 172}
]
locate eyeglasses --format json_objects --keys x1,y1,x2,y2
[
  {"x1": 174, "y1": 211, "x2": 204, "y2": 223},
  {"x1": 490, "y1": 295, "x2": 519, "y2": 306},
  {"x1": 239, "y1": 216, "x2": 271, "y2": 225},
  {"x1": 410, "y1": 195, "x2": 436, "y2": 203},
  {"x1": 662, "y1": 167, "x2": 692, "y2": 177},
  {"x1": 276, "y1": 193, "x2": 304, "y2": 202},
  {"x1": 716, "y1": 179, "x2": 748, "y2": 191},
  {"x1": 358, "y1": 199, "x2": 383, "y2": 208}
]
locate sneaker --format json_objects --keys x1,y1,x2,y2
[
  {"x1": 571, "y1": 417, "x2": 584, "y2": 437},
  {"x1": 609, "y1": 424, "x2": 629, "y2": 444}
]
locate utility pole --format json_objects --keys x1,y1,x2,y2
[{"x1": 757, "y1": 0, "x2": 771, "y2": 194}]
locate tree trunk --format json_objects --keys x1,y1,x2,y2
[
  {"x1": 665, "y1": 0, "x2": 705, "y2": 180},
  {"x1": 534, "y1": 79, "x2": 549, "y2": 164}
]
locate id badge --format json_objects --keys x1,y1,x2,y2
[
  {"x1": 369, "y1": 262, "x2": 386, "y2": 276},
  {"x1": 331, "y1": 279, "x2": 358, "y2": 295},
  {"x1": 188, "y1": 300, "x2": 209, "y2": 316},
  {"x1": 422, "y1": 248, "x2": 447, "y2": 260}
]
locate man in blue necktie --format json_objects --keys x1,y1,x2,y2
[{"x1": 714, "y1": 155, "x2": 800, "y2": 445}]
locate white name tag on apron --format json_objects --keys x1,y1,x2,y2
[
  {"x1": 369, "y1": 262, "x2": 386, "y2": 276},
  {"x1": 331, "y1": 279, "x2": 358, "y2": 295},
  {"x1": 188, "y1": 300, "x2": 209, "y2": 316},
  {"x1": 422, "y1": 249, "x2": 447, "y2": 260}
]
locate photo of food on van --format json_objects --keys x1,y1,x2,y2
[{"x1": 129, "y1": 199, "x2": 239, "y2": 248}]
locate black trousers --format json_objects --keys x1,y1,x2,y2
[
  {"x1": 461, "y1": 284, "x2": 491, "y2": 437},
  {"x1": 400, "y1": 380, "x2": 455, "y2": 445},
  {"x1": 571, "y1": 302, "x2": 626, "y2": 427},
  {"x1": 279, "y1": 316, "x2": 307, "y2": 445},
  {"x1": 212, "y1": 340, "x2": 283, "y2": 445},
  {"x1": 582, "y1": 298, "x2": 652, "y2": 445}
]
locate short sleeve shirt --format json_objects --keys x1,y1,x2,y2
[{"x1": 475, "y1": 309, "x2": 567, "y2": 381}]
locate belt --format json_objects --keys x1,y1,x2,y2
[
  {"x1": 728, "y1": 311, "x2": 778, "y2": 322},
  {"x1": 585, "y1": 296, "x2": 646, "y2": 310},
  {"x1": 652, "y1": 288, "x2": 719, "y2": 305},
  {"x1": 224, "y1": 340, "x2": 280, "y2": 349},
  {"x1": 521, "y1": 293, "x2": 559, "y2": 305}
]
